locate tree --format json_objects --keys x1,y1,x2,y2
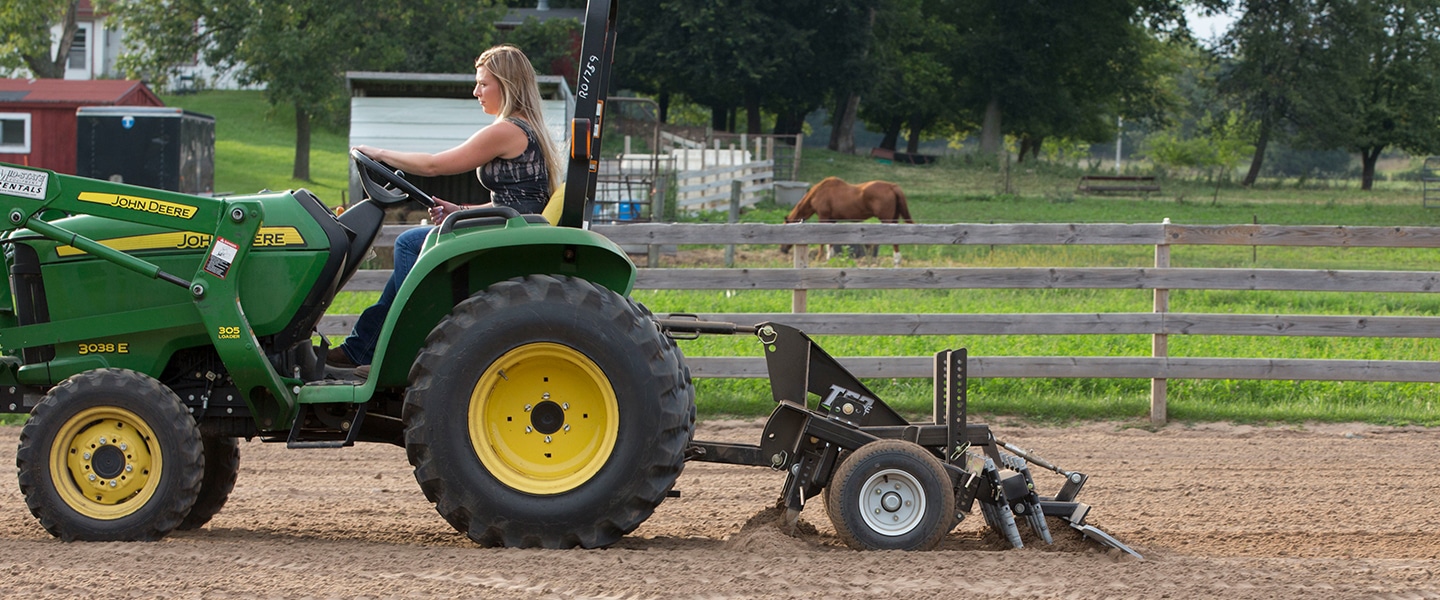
[
  {"x1": 1218, "y1": 0, "x2": 1325, "y2": 186},
  {"x1": 504, "y1": 16, "x2": 582, "y2": 86},
  {"x1": 1290, "y1": 0, "x2": 1440, "y2": 190},
  {"x1": 1147, "y1": 109, "x2": 1256, "y2": 199},
  {"x1": 614, "y1": 0, "x2": 878, "y2": 141},
  {"x1": 0, "y1": 0, "x2": 80, "y2": 78},
  {"x1": 105, "y1": 0, "x2": 502, "y2": 181},
  {"x1": 856, "y1": 0, "x2": 955, "y2": 154},
  {"x1": 937, "y1": 0, "x2": 1214, "y2": 159}
]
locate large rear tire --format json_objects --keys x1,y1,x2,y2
[
  {"x1": 403, "y1": 275, "x2": 694, "y2": 548},
  {"x1": 15, "y1": 369, "x2": 203, "y2": 541},
  {"x1": 176, "y1": 435, "x2": 239, "y2": 530}
]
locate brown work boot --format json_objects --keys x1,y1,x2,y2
[
  {"x1": 352, "y1": 365, "x2": 371, "y2": 380},
  {"x1": 327, "y1": 346, "x2": 358, "y2": 369}
]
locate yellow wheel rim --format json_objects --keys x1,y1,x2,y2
[
  {"x1": 49, "y1": 406, "x2": 161, "y2": 520},
  {"x1": 469, "y1": 343, "x2": 619, "y2": 495}
]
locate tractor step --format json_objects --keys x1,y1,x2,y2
[{"x1": 286, "y1": 402, "x2": 367, "y2": 448}]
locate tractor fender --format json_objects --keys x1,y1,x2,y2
[{"x1": 366, "y1": 218, "x2": 637, "y2": 385}]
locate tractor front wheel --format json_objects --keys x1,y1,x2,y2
[
  {"x1": 404, "y1": 275, "x2": 694, "y2": 548},
  {"x1": 825, "y1": 440, "x2": 955, "y2": 551},
  {"x1": 16, "y1": 369, "x2": 203, "y2": 541},
  {"x1": 176, "y1": 435, "x2": 240, "y2": 530}
]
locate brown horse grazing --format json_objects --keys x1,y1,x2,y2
[{"x1": 779, "y1": 176, "x2": 915, "y2": 265}]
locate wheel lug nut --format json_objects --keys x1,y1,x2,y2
[
  {"x1": 125, "y1": 465, "x2": 133, "y2": 473},
  {"x1": 524, "y1": 426, "x2": 533, "y2": 433},
  {"x1": 524, "y1": 404, "x2": 533, "y2": 412},
  {"x1": 119, "y1": 443, "x2": 127, "y2": 451},
  {"x1": 83, "y1": 452, "x2": 91, "y2": 460},
  {"x1": 542, "y1": 393, "x2": 550, "y2": 400},
  {"x1": 110, "y1": 480, "x2": 117, "y2": 488},
  {"x1": 99, "y1": 437, "x2": 108, "y2": 445},
  {"x1": 88, "y1": 474, "x2": 96, "y2": 481},
  {"x1": 563, "y1": 424, "x2": 570, "y2": 432},
  {"x1": 562, "y1": 402, "x2": 569, "y2": 410},
  {"x1": 544, "y1": 436, "x2": 552, "y2": 444}
]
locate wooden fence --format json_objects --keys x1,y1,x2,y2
[{"x1": 323, "y1": 222, "x2": 1440, "y2": 424}]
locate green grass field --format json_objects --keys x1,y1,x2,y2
[
  {"x1": 153, "y1": 92, "x2": 1440, "y2": 426},
  {"x1": 158, "y1": 91, "x2": 354, "y2": 203}
]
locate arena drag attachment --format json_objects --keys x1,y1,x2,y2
[{"x1": 658, "y1": 316, "x2": 1142, "y2": 558}]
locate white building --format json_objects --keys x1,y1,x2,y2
[{"x1": 38, "y1": 0, "x2": 248, "y2": 91}]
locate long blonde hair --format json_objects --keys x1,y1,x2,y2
[{"x1": 476, "y1": 45, "x2": 563, "y2": 196}]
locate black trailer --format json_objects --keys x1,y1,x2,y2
[{"x1": 76, "y1": 106, "x2": 215, "y2": 195}]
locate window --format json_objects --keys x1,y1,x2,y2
[
  {"x1": 0, "y1": 113, "x2": 31, "y2": 154},
  {"x1": 67, "y1": 26, "x2": 87, "y2": 71}
]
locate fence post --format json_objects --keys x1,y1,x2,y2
[
  {"x1": 725, "y1": 180, "x2": 741, "y2": 268},
  {"x1": 647, "y1": 172, "x2": 668, "y2": 268},
  {"x1": 792, "y1": 233, "x2": 808, "y2": 313},
  {"x1": 1151, "y1": 218, "x2": 1171, "y2": 425},
  {"x1": 793, "y1": 133, "x2": 804, "y2": 181}
]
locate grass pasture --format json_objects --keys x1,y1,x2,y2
[{"x1": 160, "y1": 92, "x2": 1440, "y2": 426}]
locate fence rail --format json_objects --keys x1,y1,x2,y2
[{"x1": 326, "y1": 222, "x2": 1440, "y2": 423}]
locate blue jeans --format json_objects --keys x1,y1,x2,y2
[{"x1": 341, "y1": 226, "x2": 431, "y2": 365}]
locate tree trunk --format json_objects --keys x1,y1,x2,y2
[
  {"x1": 774, "y1": 111, "x2": 802, "y2": 136},
  {"x1": 293, "y1": 104, "x2": 312, "y2": 181},
  {"x1": 879, "y1": 117, "x2": 903, "y2": 151},
  {"x1": 27, "y1": 1, "x2": 81, "y2": 78},
  {"x1": 657, "y1": 90, "x2": 670, "y2": 123},
  {"x1": 828, "y1": 92, "x2": 860, "y2": 154},
  {"x1": 979, "y1": 97, "x2": 1003, "y2": 155},
  {"x1": 1242, "y1": 114, "x2": 1272, "y2": 187},
  {"x1": 1360, "y1": 146, "x2": 1383, "y2": 191},
  {"x1": 1016, "y1": 134, "x2": 1042, "y2": 163},
  {"x1": 905, "y1": 115, "x2": 929, "y2": 155},
  {"x1": 744, "y1": 87, "x2": 762, "y2": 134},
  {"x1": 710, "y1": 104, "x2": 727, "y2": 132}
]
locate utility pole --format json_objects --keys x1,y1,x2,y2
[{"x1": 1115, "y1": 116, "x2": 1123, "y2": 174}]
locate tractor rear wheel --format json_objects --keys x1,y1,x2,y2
[
  {"x1": 176, "y1": 435, "x2": 240, "y2": 530},
  {"x1": 16, "y1": 369, "x2": 203, "y2": 541},
  {"x1": 825, "y1": 440, "x2": 955, "y2": 551},
  {"x1": 404, "y1": 275, "x2": 694, "y2": 548}
]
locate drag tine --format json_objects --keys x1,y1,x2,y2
[
  {"x1": 979, "y1": 499, "x2": 1002, "y2": 533},
  {"x1": 1025, "y1": 507, "x2": 1052, "y2": 545},
  {"x1": 993, "y1": 500, "x2": 1024, "y2": 549},
  {"x1": 982, "y1": 457, "x2": 1024, "y2": 549}
]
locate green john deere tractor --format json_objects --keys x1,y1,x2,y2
[
  {"x1": 1, "y1": 0, "x2": 1142, "y2": 557},
  {"x1": 0, "y1": 0, "x2": 695, "y2": 548}
]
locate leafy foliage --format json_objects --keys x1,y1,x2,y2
[
  {"x1": 503, "y1": 16, "x2": 581, "y2": 86},
  {"x1": 1148, "y1": 110, "x2": 1256, "y2": 181},
  {"x1": 0, "y1": 0, "x2": 78, "y2": 78},
  {"x1": 101, "y1": 0, "x2": 504, "y2": 180}
]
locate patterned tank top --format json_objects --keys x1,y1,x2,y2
[{"x1": 477, "y1": 117, "x2": 550, "y2": 214}]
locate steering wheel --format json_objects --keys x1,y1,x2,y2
[{"x1": 350, "y1": 148, "x2": 437, "y2": 208}]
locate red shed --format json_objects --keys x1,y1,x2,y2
[{"x1": 0, "y1": 79, "x2": 164, "y2": 174}]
